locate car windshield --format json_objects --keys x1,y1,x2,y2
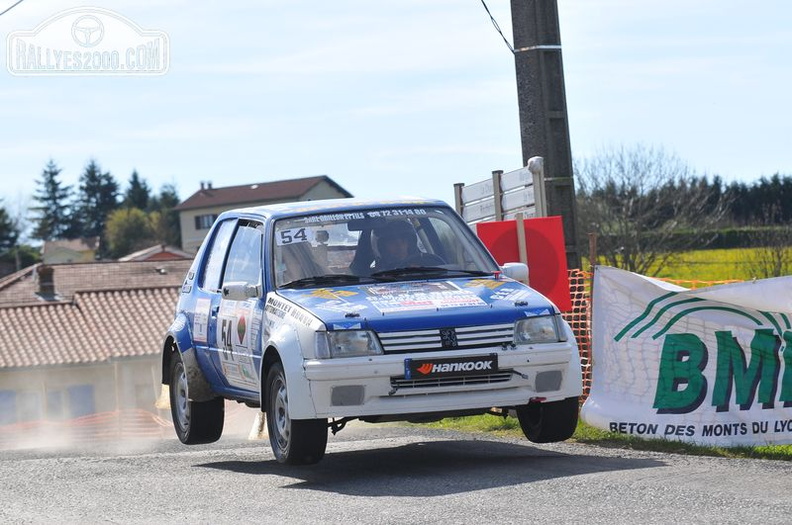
[{"x1": 272, "y1": 205, "x2": 499, "y2": 288}]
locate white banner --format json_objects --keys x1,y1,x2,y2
[{"x1": 581, "y1": 266, "x2": 792, "y2": 446}]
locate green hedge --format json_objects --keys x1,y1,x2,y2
[{"x1": 592, "y1": 227, "x2": 785, "y2": 252}]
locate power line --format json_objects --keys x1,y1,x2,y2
[
  {"x1": 0, "y1": 0, "x2": 27, "y2": 18},
  {"x1": 479, "y1": 0, "x2": 514, "y2": 54}
]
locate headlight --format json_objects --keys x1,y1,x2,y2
[
  {"x1": 514, "y1": 315, "x2": 564, "y2": 344},
  {"x1": 316, "y1": 330, "x2": 384, "y2": 359}
]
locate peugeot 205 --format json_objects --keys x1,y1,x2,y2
[{"x1": 161, "y1": 197, "x2": 583, "y2": 464}]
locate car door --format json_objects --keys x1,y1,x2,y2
[
  {"x1": 214, "y1": 219, "x2": 265, "y2": 393},
  {"x1": 193, "y1": 218, "x2": 237, "y2": 381}
]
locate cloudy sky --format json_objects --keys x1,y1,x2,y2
[{"x1": 1, "y1": 0, "x2": 790, "y2": 219}]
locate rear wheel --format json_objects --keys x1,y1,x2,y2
[
  {"x1": 265, "y1": 362, "x2": 327, "y2": 465},
  {"x1": 516, "y1": 396, "x2": 579, "y2": 443},
  {"x1": 169, "y1": 353, "x2": 224, "y2": 444}
]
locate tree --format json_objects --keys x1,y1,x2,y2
[
  {"x1": 124, "y1": 170, "x2": 151, "y2": 210},
  {"x1": 30, "y1": 160, "x2": 74, "y2": 241},
  {"x1": 744, "y1": 205, "x2": 792, "y2": 278},
  {"x1": 0, "y1": 203, "x2": 19, "y2": 254},
  {"x1": 104, "y1": 208, "x2": 155, "y2": 258},
  {"x1": 72, "y1": 159, "x2": 120, "y2": 242},
  {"x1": 149, "y1": 183, "x2": 181, "y2": 247},
  {"x1": 576, "y1": 144, "x2": 730, "y2": 276}
]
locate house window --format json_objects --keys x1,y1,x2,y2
[
  {"x1": 0, "y1": 391, "x2": 16, "y2": 425},
  {"x1": 194, "y1": 214, "x2": 218, "y2": 231},
  {"x1": 0, "y1": 390, "x2": 42, "y2": 424},
  {"x1": 67, "y1": 385, "x2": 96, "y2": 418}
]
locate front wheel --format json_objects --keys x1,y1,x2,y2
[
  {"x1": 516, "y1": 396, "x2": 579, "y2": 443},
  {"x1": 265, "y1": 362, "x2": 328, "y2": 465},
  {"x1": 169, "y1": 353, "x2": 224, "y2": 444}
]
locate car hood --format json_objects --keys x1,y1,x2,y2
[{"x1": 276, "y1": 276, "x2": 558, "y2": 332}]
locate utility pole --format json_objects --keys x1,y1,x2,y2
[{"x1": 510, "y1": 0, "x2": 580, "y2": 269}]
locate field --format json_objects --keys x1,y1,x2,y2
[
  {"x1": 587, "y1": 246, "x2": 791, "y2": 282},
  {"x1": 657, "y1": 247, "x2": 760, "y2": 281}
]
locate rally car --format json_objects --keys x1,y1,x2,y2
[{"x1": 161, "y1": 197, "x2": 582, "y2": 464}]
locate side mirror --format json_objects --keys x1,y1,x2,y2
[
  {"x1": 501, "y1": 262, "x2": 529, "y2": 284},
  {"x1": 222, "y1": 281, "x2": 261, "y2": 301}
]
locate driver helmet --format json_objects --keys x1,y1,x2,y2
[{"x1": 372, "y1": 220, "x2": 418, "y2": 258}]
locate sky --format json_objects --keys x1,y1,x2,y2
[{"x1": 1, "y1": 0, "x2": 790, "y2": 229}]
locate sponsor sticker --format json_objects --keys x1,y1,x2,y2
[{"x1": 404, "y1": 354, "x2": 498, "y2": 380}]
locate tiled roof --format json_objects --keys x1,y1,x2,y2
[
  {"x1": 0, "y1": 260, "x2": 193, "y2": 369},
  {"x1": 174, "y1": 175, "x2": 352, "y2": 211},
  {"x1": 0, "y1": 260, "x2": 192, "y2": 307},
  {"x1": 41, "y1": 236, "x2": 101, "y2": 255},
  {"x1": 0, "y1": 287, "x2": 180, "y2": 368},
  {"x1": 118, "y1": 244, "x2": 191, "y2": 262}
]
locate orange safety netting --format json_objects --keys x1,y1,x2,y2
[{"x1": 563, "y1": 269, "x2": 593, "y2": 400}]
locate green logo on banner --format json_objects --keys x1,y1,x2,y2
[{"x1": 616, "y1": 295, "x2": 792, "y2": 414}]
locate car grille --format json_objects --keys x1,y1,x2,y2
[
  {"x1": 377, "y1": 323, "x2": 514, "y2": 354},
  {"x1": 390, "y1": 372, "x2": 514, "y2": 389}
]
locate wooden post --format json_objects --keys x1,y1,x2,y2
[
  {"x1": 515, "y1": 212, "x2": 529, "y2": 284},
  {"x1": 527, "y1": 156, "x2": 546, "y2": 217},
  {"x1": 492, "y1": 170, "x2": 504, "y2": 221},
  {"x1": 588, "y1": 232, "x2": 598, "y2": 271},
  {"x1": 453, "y1": 182, "x2": 465, "y2": 216}
]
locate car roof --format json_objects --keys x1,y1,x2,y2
[{"x1": 221, "y1": 196, "x2": 450, "y2": 221}]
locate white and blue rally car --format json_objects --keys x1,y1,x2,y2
[{"x1": 161, "y1": 197, "x2": 582, "y2": 464}]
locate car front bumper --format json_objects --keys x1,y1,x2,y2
[{"x1": 295, "y1": 342, "x2": 583, "y2": 420}]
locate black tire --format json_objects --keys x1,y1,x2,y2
[
  {"x1": 516, "y1": 396, "x2": 579, "y2": 443},
  {"x1": 169, "y1": 353, "x2": 224, "y2": 444},
  {"x1": 265, "y1": 362, "x2": 328, "y2": 465}
]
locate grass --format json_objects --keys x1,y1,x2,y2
[{"x1": 417, "y1": 414, "x2": 792, "y2": 461}]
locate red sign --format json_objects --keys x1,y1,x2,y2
[{"x1": 476, "y1": 216, "x2": 572, "y2": 311}]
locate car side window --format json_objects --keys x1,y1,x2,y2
[
  {"x1": 222, "y1": 222, "x2": 263, "y2": 286},
  {"x1": 200, "y1": 219, "x2": 237, "y2": 292}
]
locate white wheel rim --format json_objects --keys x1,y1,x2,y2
[
  {"x1": 272, "y1": 376, "x2": 290, "y2": 450},
  {"x1": 175, "y1": 365, "x2": 190, "y2": 430}
]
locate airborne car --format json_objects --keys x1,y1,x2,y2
[{"x1": 162, "y1": 198, "x2": 582, "y2": 464}]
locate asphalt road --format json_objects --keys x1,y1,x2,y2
[{"x1": 1, "y1": 424, "x2": 791, "y2": 524}]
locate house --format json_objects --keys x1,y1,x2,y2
[
  {"x1": 174, "y1": 175, "x2": 353, "y2": 252},
  {"x1": 41, "y1": 237, "x2": 101, "y2": 264},
  {"x1": 0, "y1": 259, "x2": 190, "y2": 445},
  {"x1": 118, "y1": 244, "x2": 192, "y2": 262}
]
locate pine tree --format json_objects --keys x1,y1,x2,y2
[
  {"x1": 73, "y1": 159, "x2": 120, "y2": 242},
  {"x1": 30, "y1": 160, "x2": 74, "y2": 241},
  {"x1": 124, "y1": 170, "x2": 151, "y2": 210},
  {"x1": 0, "y1": 203, "x2": 20, "y2": 254}
]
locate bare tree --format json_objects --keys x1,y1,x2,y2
[
  {"x1": 745, "y1": 205, "x2": 792, "y2": 278},
  {"x1": 576, "y1": 144, "x2": 729, "y2": 276}
]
